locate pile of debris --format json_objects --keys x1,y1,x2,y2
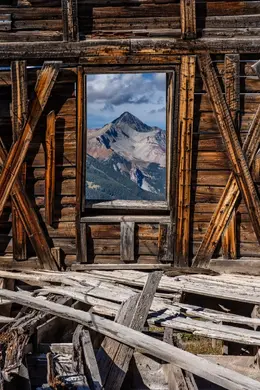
[{"x1": 0, "y1": 269, "x2": 260, "y2": 390}]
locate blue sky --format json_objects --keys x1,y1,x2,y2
[{"x1": 87, "y1": 73, "x2": 166, "y2": 129}]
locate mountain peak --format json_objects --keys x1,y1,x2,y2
[{"x1": 112, "y1": 111, "x2": 152, "y2": 132}]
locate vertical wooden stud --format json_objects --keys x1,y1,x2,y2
[
  {"x1": 158, "y1": 223, "x2": 173, "y2": 262},
  {"x1": 76, "y1": 67, "x2": 85, "y2": 263},
  {"x1": 180, "y1": 0, "x2": 196, "y2": 39},
  {"x1": 175, "y1": 56, "x2": 196, "y2": 267},
  {"x1": 45, "y1": 111, "x2": 56, "y2": 226},
  {"x1": 11, "y1": 60, "x2": 28, "y2": 260},
  {"x1": 62, "y1": 0, "x2": 79, "y2": 42},
  {"x1": 252, "y1": 149, "x2": 260, "y2": 183},
  {"x1": 222, "y1": 54, "x2": 240, "y2": 259},
  {"x1": 120, "y1": 221, "x2": 135, "y2": 262},
  {"x1": 80, "y1": 223, "x2": 88, "y2": 262}
]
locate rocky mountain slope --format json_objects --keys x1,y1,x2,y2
[{"x1": 86, "y1": 112, "x2": 166, "y2": 201}]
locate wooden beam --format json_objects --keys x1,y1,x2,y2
[
  {"x1": 45, "y1": 111, "x2": 56, "y2": 226},
  {"x1": 0, "y1": 140, "x2": 58, "y2": 271},
  {"x1": 97, "y1": 271, "x2": 162, "y2": 389},
  {"x1": 62, "y1": 0, "x2": 79, "y2": 42},
  {"x1": 120, "y1": 221, "x2": 135, "y2": 262},
  {"x1": 76, "y1": 66, "x2": 84, "y2": 263},
  {"x1": 193, "y1": 54, "x2": 260, "y2": 268},
  {"x1": 1, "y1": 39, "x2": 260, "y2": 61},
  {"x1": 11, "y1": 60, "x2": 28, "y2": 261},
  {"x1": 0, "y1": 61, "x2": 61, "y2": 216},
  {"x1": 222, "y1": 54, "x2": 240, "y2": 260},
  {"x1": 1, "y1": 289, "x2": 260, "y2": 390},
  {"x1": 80, "y1": 328, "x2": 102, "y2": 390},
  {"x1": 252, "y1": 149, "x2": 260, "y2": 183},
  {"x1": 180, "y1": 0, "x2": 196, "y2": 39},
  {"x1": 158, "y1": 223, "x2": 173, "y2": 262},
  {"x1": 175, "y1": 55, "x2": 196, "y2": 266}
]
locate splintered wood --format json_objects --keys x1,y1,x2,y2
[{"x1": 0, "y1": 270, "x2": 260, "y2": 389}]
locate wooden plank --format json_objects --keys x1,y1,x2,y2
[
  {"x1": 12, "y1": 163, "x2": 27, "y2": 261},
  {"x1": 80, "y1": 223, "x2": 88, "y2": 263},
  {"x1": 11, "y1": 60, "x2": 28, "y2": 261},
  {"x1": 76, "y1": 66, "x2": 84, "y2": 263},
  {"x1": 210, "y1": 259, "x2": 260, "y2": 276},
  {"x1": 193, "y1": 55, "x2": 260, "y2": 267},
  {"x1": 180, "y1": 0, "x2": 196, "y2": 39},
  {"x1": 163, "y1": 327, "x2": 189, "y2": 390},
  {"x1": 175, "y1": 55, "x2": 196, "y2": 266},
  {"x1": 0, "y1": 140, "x2": 58, "y2": 270},
  {"x1": 158, "y1": 223, "x2": 173, "y2": 263},
  {"x1": 0, "y1": 61, "x2": 61, "y2": 216},
  {"x1": 97, "y1": 271, "x2": 162, "y2": 390},
  {"x1": 120, "y1": 221, "x2": 135, "y2": 262},
  {"x1": 45, "y1": 111, "x2": 56, "y2": 226},
  {"x1": 252, "y1": 149, "x2": 260, "y2": 183},
  {"x1": 62, "y1": 0, "x2": 79, "y2": 42},
  {"x1": 222, "y1": 54, "x2": 240, "y2": 260},
  {"x1": 1, "y1": 289, "x2": 260, "y2": 390},
  {"x1": 81, "y1": 328, "x2": 102, "y2": 390},
  {"x1": 81, "y1": 215, "x2": 171, "y2": 223}
]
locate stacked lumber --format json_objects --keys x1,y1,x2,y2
[{"x1": 0, "y1": 270, "x2": 260, "y2": 389}]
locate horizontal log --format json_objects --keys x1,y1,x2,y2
[
  {"x1": 0, "y1": 288, "x2": 259, "y2": 390},
  {"x1": 0, "y1": 38, "x2": 260, "y2": 60}
]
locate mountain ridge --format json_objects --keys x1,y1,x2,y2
[{"x1": 86, "y1": 112, "x2": 166, "y2": 201}]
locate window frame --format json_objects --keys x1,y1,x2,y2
[{"x1": 80, "y1": 67, "x2": 179, "y2": 214}]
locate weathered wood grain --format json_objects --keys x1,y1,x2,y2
[
  {"x1": 193, "y1": 54, "x2": 260, "y2": 267},
  {"x1": 76, "y1": 66, "x2": 84, "y2": 263},
  {"x1": 0, "y1": 140, "x2": 57, "y2": 270},
  {"x1": 120, "y1": 221, "x2": 135, "y2": 262},
  {"x1": 222, "y1": 54, "x2": 240, "y2": 259},
  {"x1": 45, "y1": 111, "x2": 56, "y2": 226},
  {"x1": 97, "y1": 271, "x2": 162, "y2": 389},
  {"x1": 0, "y1": 61, "x2": 61, "y2": 216},
  {"x1": 180, "y1": 0, "x2": 196, "y2": 39},
  {"x1": 175, "y1": 55, "x2": 196, "y2": 266},
  {"x1": 0, "y1": 288, "x2": 260, "y2": 390},
  {"x1": 62, "y1": 0, "x2": 79, "y2": 42},
  {"x1": 11, "y1": 60, "x2": 28, "y2": 261}
]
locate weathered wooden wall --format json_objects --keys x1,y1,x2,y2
[
  {"x1": 0, "y1": 1, "x2": 63, "y2": 42},
  {"x1": 192, "y1": 55, "x2": 260, "y2": 260},
  {"x1": 0, "y1": 0, "x2": 259, "y2": 270},
  {"x1": 0, "y1": 67, "x2": 77, "y2": 267},
  {"x1": 77, "y1": 0, "x2": 260, "y2": 40}
]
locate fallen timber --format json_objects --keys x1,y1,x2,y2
[
  {"x1": 1, "y1": 270, "x2": 260, "y2": 389},
  {"x1": 0, "y1": 287, "x2": 259, "y2": 390}
]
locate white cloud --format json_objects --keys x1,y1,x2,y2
[{"x1": 87, "y1": 73, "x2": 166, "y2": 129}]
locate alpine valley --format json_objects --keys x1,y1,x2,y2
[{"x1": 86, "y1": 112, "x2": 166, "y2": 201}]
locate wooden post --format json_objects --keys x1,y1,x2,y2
[
  {"x1": 193, "y1": 55, "x2": 260, "y2": 268},
  {"x1": 97, "y1": 271, "x2": 162, "y2": 389},
  {"x1": 76, "y1": 67, "x2": 85, "y2": 263},
  {"x1": 0, "y1": 61, "x2": 61, "y2": 217},
  {"x1": 45, "y1": 111, "x2": 56, "y2": 226},
  {"x1": 222, "y1": 54, "x2": 240, "y2": 260},
  {"x1": 158, "y1": 223, "x2": 173, "y2": 262},
  {"x1": 62, "y1": 0, "x2": 79, "y2": 42},
  {"x1": 175, "y1": 56, "x2": 196, "y2": 267},
  {"x1": 120, "y1": 221, "x2": 135, "y2": 262},
  {"x1": 180, "y1": 0, "x2": 196, "y2": 39},
  {"x1": 11, "y1": 60, "x2": 28, "y2": 260}
]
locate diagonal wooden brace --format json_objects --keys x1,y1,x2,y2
[
  {"x1": 193, "y1": 54, "x2": 260, "y2": 267},
  {"x1": 0, "y1": 61, "x2": 61, "y2": 216},
  {"x1": 0, "y1": 140, "x2": 58, "y2": 270}
]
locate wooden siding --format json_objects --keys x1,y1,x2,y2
[{"x1": 0, "y1": 2, "x2": 63, "y2": 42}]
